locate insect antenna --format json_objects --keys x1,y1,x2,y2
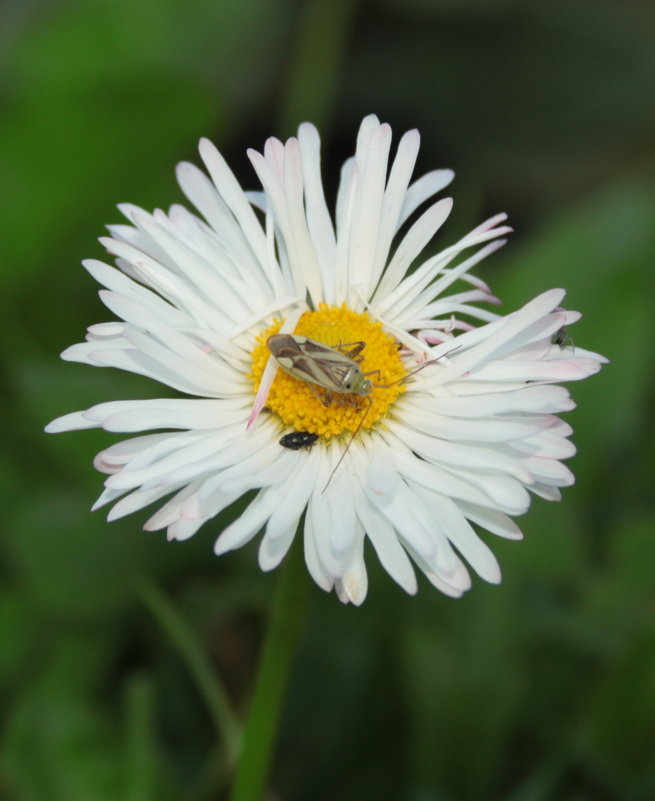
[
  {"x1": 321, "y1": 398, "x2": 371, "y2": 494},
  {"x1": 371, "y1": 344, "x2": 460, "y2": 389},
  {"x1": 321, "y1": 344, "x2": 460, "y2": 492}
]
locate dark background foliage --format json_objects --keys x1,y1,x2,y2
[{"x1": 2, "y1": 1, "x2": 655, "y2": 799}]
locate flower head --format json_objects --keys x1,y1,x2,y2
[{"x1": 47, "y1": 115, "x2": 606, "y2": 604}]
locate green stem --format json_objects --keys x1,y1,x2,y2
[
  {"x1": 229, "y1": 537, "x2": 310, "y2": 801},
  {"x1": 138, "y1": 579, "x2": 241, "y2": 765}
]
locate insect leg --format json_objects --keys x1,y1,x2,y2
[
  {"x1": 363, "y1": 369, "x2": 383, "y2": 382},
  {"x1": 307, "y1": 384, "x2": 333, "y2": 407},
  {"x1": 335, "y1": 341, "x2": 367, "y2": 362}
]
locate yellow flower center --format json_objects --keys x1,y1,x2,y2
[{"x1": 250, "y1": 305, "x2": 408, "y2": 439}]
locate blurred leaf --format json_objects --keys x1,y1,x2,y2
[
  {"x1": 138, "y1": 579, "x2": 240, "y2": 762},
  {"x1": 0, "y1": 589, "x2": 37, "y2": 682},
  {"x1": 1, "y1": 0, "x2": 285, "y2": 296},
  {"x1": 347, "y1": 0, "x2": 655, "y2": 214},
  {"x1": 584, "y1": 512, "x2": 655, "y2": 631},
  {"x1": 124, "y1": 674, "x2": 159, "y2": 801},
  {"x1": 6, "y1": 485, "x2": 154, "y2": 620},
  {"x1": 499, "y1": 495, "x2": 583, "y2": 584},
  {"x1": 278, "y1": 0, "x2": 356, "y2": 136},
  {"x1": 579, "y1": 627, "x2": 655, "y2": 788},
  {"x1": 400, "y1": 585, "x2": 525, "y2": 800},
  {"x1": 4, "y1": 699, "x2": 122, "y2": 801},
  {"x1": 1, "y1": 78, "x2": 218, "y2": 294}
]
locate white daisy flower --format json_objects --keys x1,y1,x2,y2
[{"x1": 46, "y1": 115, "x2": 606, "y2": 605}]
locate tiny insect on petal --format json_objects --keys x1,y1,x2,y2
[
  {"x1": 279, "y1": 431, "x2": 319, "y2": 450},
  {"x1": 552, "y1": 326, "x2": 575, "y2": 350}
]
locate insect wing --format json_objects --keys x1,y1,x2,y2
[
  {"x1": 267, "y1": 334, "x2": 366, "y2": 394},
  {"x1": 279, "y1": 431, "x2": 319, "y2": 450}
]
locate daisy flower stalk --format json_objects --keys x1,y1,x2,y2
[{"x1": 46, "y1": 114, "x2": 606, "y2": 606}]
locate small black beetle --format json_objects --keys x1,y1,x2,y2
[{"x1": 279, "y1": 431, "x2": 319, "y2": 450}]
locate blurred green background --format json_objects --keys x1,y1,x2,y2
[{"x1": 3, "y1": 0, "x2": 655, "y2": 799}]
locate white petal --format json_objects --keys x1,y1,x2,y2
[
  {"x1": 412, "y1": 486, "x2": 501, "y2": 583},
  {"x1": 372, "y1": 198, "x2": 453, "y2": 306},
  {"x1": 352, "y1": 482, "x2": 417, "y2": 595},
  {"x1": 398, "y1": 403, "x2": 551, "y2": 444},
  {"x1": 398, "y1": 169, "x2": 454, "y2": 228},
  {"x1": 303, "y1": 511, "x2": 334, "y2": 592},
  {"x1": 167, "y1": 516, "x2": 207, "y2": 542},
  {"x1": 297, "y1": 122, "x2": 337, "y2": 301},
  {"x1": 197, "y1": 138, "x2": 270, "y2": 276},
  {"x1": 107, "y1": 485, "x2": 178, "y2": 522},
  {"x1": 372, "y1": 128, "x2": 421, "y2": 281},
  {"x1": 143, "y1": 480, "x2": 205, "y2": 531},
  {"x1": 325, "y1": 460, "x2": 358, "y2": 554},
  {"x1": 306, "y1": 450, "x2": 352, "y2": 578},
  {"x1": 83, "y1": 259, "x2": 191, "y2": 327},
  {"x1": 364, "y1": 476, "x2": 436, "y2": 561},
  {"x1": 213, "y1": 488, "x2": 279, "y2": 555},
  {"x1": 83, "y1": 398, "x2": 245, "y2": 432},
  {"x1": 387, "y1": 420, "x2": 533, "y2": 484},
  {"x1": 406, "y1": 543, "x2": 471, "y2": 597},
  {"x1": 262, "y1": 455, "x2": 318, "y2": 541},
  {"x1": 258, "y1": 527, "x2": 296, "y2": 572},
  {"x1": 457, "y1": 502, "x2": 524, "y2": 541},
  {"x1": 45, "y1": 410, "x2": 97, "y2": 433},
  {"x1": 346, "y1": 122, "x2": 392, "y2": 303},
  {"x1": 335, "y1": 528, "x2": 368, "y2": 606}
]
